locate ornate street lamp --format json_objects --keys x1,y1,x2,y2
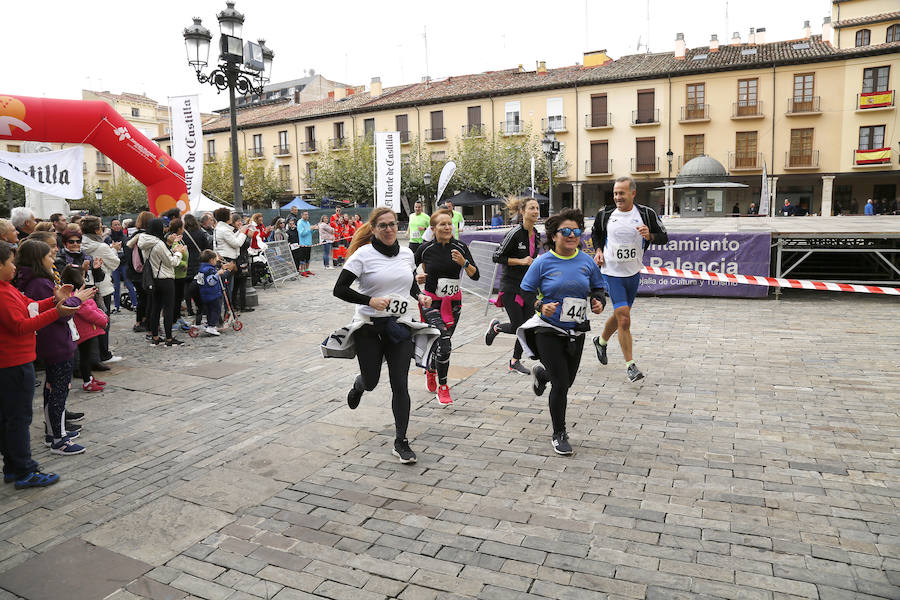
[
  {"x1": 541, "y1": 130, "x2": 560, "y2": 215},
  {"x1": 94, "y1": 186, "x2": 103, "y2": 220},
  {"x1": 423, "y1": 172, "x2": 432, "y2": 211},
  {"x1": 183, "y1": 2, "x2": 274, "y2": 214}
]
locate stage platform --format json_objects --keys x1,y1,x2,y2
[{"x1": 660, "y1": 215, "x2": 900, "y2": 236}]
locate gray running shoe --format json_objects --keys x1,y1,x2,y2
[
  {"x1": 627, "y1": 363, "x2": 644, "y2": 383},
  {"x1": 531, "y1": 364, "x2": 547, "y2": 397},
  {"x1": 508, "y1": 359, "x2": 530, "y2": 375},
  {"x1": 392, "y1": 439, "x2": 417, "y2": 464},
  {"x1": 484, "y1": 319, "x2": 500, "y2": 346},
  {"x1": 592, "y1": 336, "x2": 608, "y2": 365},
  {"x1": 551, "y1": 431, "x2": 573, "y2": 456}
]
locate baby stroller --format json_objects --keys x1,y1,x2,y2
[
  {"x1": 251, "y1": 254, "x2": 273, "y2": 288},
  {"x1": 188, "y1": 271, "x2": 243, "y2": 337}
]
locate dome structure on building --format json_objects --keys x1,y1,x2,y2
[{"x1": 676, "y1": 155, "x2": 729, "y2": 184}]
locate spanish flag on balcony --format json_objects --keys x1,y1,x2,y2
[
  {"x1": 855, "y1": 148, "x2": 891, "y2": 165},
  {"x1": 859, "y1": 91, "x2": 894, "y2": 109}
]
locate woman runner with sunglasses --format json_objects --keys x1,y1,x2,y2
[
  {"x1": 327, "y1": 208, "x2": 438, "y2": 464},
  {"x1": 414, "y1": 209, "x2": 480, "y2": 405},
  {"x1": 516, "y1": 209, "x2": 606, "y2": 456}
]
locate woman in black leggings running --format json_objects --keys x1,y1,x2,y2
[
  {"x1": 414, "y1": 209, "x2": 480, "y2": 406},
  {"x1": 331, "y1": 207, "x2": 434, "y2": 464},
  {"x1": 484, "y1": 197, "x2": 540, "y2": 374}
]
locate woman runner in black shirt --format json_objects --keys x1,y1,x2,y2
[{"x1": 414, "y1": 209, "x2": 480, "y2": 405}]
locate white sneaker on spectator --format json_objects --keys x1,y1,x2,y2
[
  {"x1": 102, "y1": 356, "x2": 124, "y2": 364},
  {"x1": 205, "y1": 326, "x2": 221, "y2": 336}
]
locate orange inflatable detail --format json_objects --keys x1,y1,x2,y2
[{"x1": 0, "y1": 94, "x2": 187, "y2": 215}]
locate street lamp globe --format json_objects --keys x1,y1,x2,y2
[
  {"x1": 423, "y1": 172, "x2": 432, "y2": 186},
  {"x1": 183, "y1": 17, "x2": 212, "y2": 70},
  {"x1": 541, "y1": 131, "x2": 553, "y2": 155},
  {"x1": 94, "y1": 186, "x2": 103, "y2": 202},
  {"x1": 258, "y1": 39, "x2": 274, "y2": 84},
  {"x1": 216, "y1": 1, "x2": 244, "y2": 38}
]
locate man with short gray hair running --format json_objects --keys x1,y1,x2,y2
[{"x1": 590, "y1": 176, "x2": 668, "y2": 382}]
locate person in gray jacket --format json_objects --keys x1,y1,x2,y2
[{"x1": 137, "y1": 219, "x2": 186, "y2": 347}]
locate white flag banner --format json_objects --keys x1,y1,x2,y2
[
  {"x1": 375, "y1": 131, "x2": 401, "y2": 213},
  {"x1": 759, "y1": 161, "x2": 769, "y2": 217},
  {"x1": 530, "y1": 156, "x2": 535, "y2": 196},
  {"x1": 0, "y1": 147, "x2": 83, "y2": 199},
  {"x1": 169, "y1": 95, "x2": 203, "y2": 210},
  {"x1": 436, "y1": 160, "x2": 457, "y2": 204}
]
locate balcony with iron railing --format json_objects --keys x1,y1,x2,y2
[
  {"x1": 499, "y1": 120, "x2": 524, "y2": 135},
  {"x1": 786, "y1": 96, "x2": 821, "y2": 115},
  {"x1": 631, "y1": 157, "x2": 660, "y2": 173},
  {"x1": 728, "y1": 151, "x2": 763, "y2": 171},
  {"x1": 857, "y1": 90, "x2": 895, "y2": 112},
  {"x1": 425, "y1": 127, "x2": 446, "y2": 142},
  {"x1": 273, "y1": 144, "x2": 291, "y2": 157},
  {"x1": 461, "y1": 124, "x2": 484, "y2": 138},
  {"x1": 299, "y1": 141, "x2": 317, "y2": 154},
  {"x1": 679, "y1": 104, "x2": 710, "y2": 122},
  {"x1": 732, "y1": 101, "x2": 764, "y2": 119},
  {"x1": 399, "y1": 130, "x2": 411, "y2": 144},
  {"x1": 329, "y1": 137, "x2": 348, "y2": 150},
  {"x1": 852, "y1": 147, "x2": 892, "y2": 167},
  {"x1": 584, "y1": 113, "x2": 612, "y2": 129},
  {"x1": 584, "y1": 159, "x2": 613, "y2": 176},
  {"x1": 96, "y1": 162, "x2": 111, "y2": 173},
  {"x1": 784, "y1": 149, "x2": 820, "y2": 169},
  {"x1": 204, "y1": 153, "x2": 217, "y2": 163},
  {"x1": 631, "y1": 109, "x2": 660, "y2": 126},
  {"x1": 248, "y1": 147, "x2": 265, "y2": 159},
  {"x1": 541, "y1": 116, "x2": 567, "y2": 132}
]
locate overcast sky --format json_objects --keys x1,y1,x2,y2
[{"x1": 7, "y1": 0, "x2": 830, "y2": 113}]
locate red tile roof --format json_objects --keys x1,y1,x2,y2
[{"x1": 833, "y1": 11, "x2": 900, "y2": 28}]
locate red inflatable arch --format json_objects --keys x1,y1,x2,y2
[{"x1": 0, "y1": 94, "x2": 187, "y2": 215}]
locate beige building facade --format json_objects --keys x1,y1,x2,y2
[{"x1": 160, "y1": 0, "x2": 899, "y2": 217}]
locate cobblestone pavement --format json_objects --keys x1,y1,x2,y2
[{"x1": 1, "y1": 266, "x2": 899, "y2": 600}]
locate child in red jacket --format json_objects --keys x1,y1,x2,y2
[
  {"x1": 0, "y1": 245, "x2": 93, "y2": 488},
  {"x1": 61, "y1": 266, "x2": 109, "y2": 393}
]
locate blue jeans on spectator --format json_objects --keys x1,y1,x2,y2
[
  {"x1": 112, "y1": 262, "x2": 136, "y2": 310},
  {"x1": 322, "y1": 242, "x2": 332, "y2": 267},
  {"x1": 0, "y1": 363, "x2": 40, "y2": 480},
  {"x1": 205, "y1": 297, "x2": 223, "y2": 327}
]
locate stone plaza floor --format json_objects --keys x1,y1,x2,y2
[{"x1": 0, "y1": 267, "x2": 898, "y2": 600}]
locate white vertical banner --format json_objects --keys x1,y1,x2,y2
[
  {"x1": 759, "y1": 162, "x2": 769, "y2": 217},
  {"x1": 530, "y1": 156, "x2": 535, "y2": 196},
  {"x1": 436, "y1": 160, "x2": 456, "y2": 204},
  {"x1": 168, "y1": 95, "x2": 203, "y2": 211},
  {"x1": 375, "y1": 131, "x2": 400, "y2": 213}
]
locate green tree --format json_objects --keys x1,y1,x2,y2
[
  {"x1": 0, "y1": 177, "x2": 26, "y2": 218},
  {"x1": 202, "y1": 155, "x2": 287, "y2": 209},
  {"x1": 311, "y1": 139, "x2": 375, "y2": 206},
  {"x1": 400, "y1": 138, "x2": 442, "y2": 210}
]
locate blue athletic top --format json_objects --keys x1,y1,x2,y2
[
  {"x1": 297, "y1": 220, "x2": 312, "y2": 245},
  {"x1": 520, "y1": 249, "x2": 605, "y2": 330}
]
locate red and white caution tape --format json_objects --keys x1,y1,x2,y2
[{"x1": 640, "y1": 266, "x2": 900, "y2": 296}]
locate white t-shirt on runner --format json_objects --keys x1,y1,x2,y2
[
  {"x1": 601, "y1": 206, "x2": 645, "y2": 278},
  {"x1": 343, "y1": 243, "x2": 415, "y2": 318}
]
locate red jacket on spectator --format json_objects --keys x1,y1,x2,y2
[
  {"x1": 72, "y1": 297, "x2": 108, "y2": 343},
  {"x1": 0, "y1": 280, "x2": 62, "y2": 369}
]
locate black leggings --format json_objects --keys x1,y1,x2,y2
[
  {"x1": 173, "y1": 278, "x2": 186, "y2": 324},
  {"x1": 422, "y1": 301, "x2": 461, "y2": 385},
  {"x1": 232, "y1": 274, "x2": 248, "y2": 310},
  {"x1": 149, "y1": 278, "x2": 175, "y2": 339},
  {"x1": 497, "y1": 290, "x2": 534, "y2": 360},
  {"x1": 78, "y1": 338, "x2": 99, "y2": 383},
  {"x1": 534, "y1": 332, "x2": 585, "y2": 435},
  {"x1": 185, "y1": 278, "x2": 203, "y2": 325},
  {"x1": 352, "y1": 324, "x2": 415, "y2": 440},
  {"x1": 133, "y1": 281, "x2": 148, "y2": 325}
]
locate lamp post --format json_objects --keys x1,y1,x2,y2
[
  {"x1": 423, "y1": 172, "x2": 432, "y2": 212},
  {"x1": 541, "y1": 130, "x2": 560, "y2": 214},
  {"x1": 94, "y1": 186, "x2": 104, "y2": 220},
  {"x1": 666, "y1": 149, "x2": 674, "y2": 215},
  {"x1": 183, "y1": 2, "x2": 273, "y2": 214}
]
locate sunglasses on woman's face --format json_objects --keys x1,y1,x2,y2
[
  {"x1": 66, "y1": 239, "x2": 82, "y2": 244},
  {"x1": 557, "y1": 228, "x2": 582, "y2": 238}
]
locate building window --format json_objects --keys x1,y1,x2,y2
[
  {"x1": 430, "y1": 151, "x2": 446, "y2": 162},
  {"x1": 684, "y1": 135, "x2": 704, "y2": 163},
  {"x1": 334, "y1": 122, "x2": 345, "y2": 141},
  {"x1": 735, "y1": 131, "x2": 758, "y2": 167},
  {"x1": 888, "y1": 25, "x2": 900, "y2": 43},
  {"x1": 855, "y1": 29, "x2": 871, "y2": 47},
  {"x1": 428, "y1": 111, "x2": 444, "y2": 140},
  {"x1": 278, "y1": 130, "x2": 288, "y2": 148},
  {"x1": 504, "y1": 101, "x2": 521, "y2": 133},
  {"x1": 737, "y1": 78, "x2": 758, "y2": 115},
  {"x1": 207, "y1": 139, "x2": 215, "y2": 154},
  {"x1": 252, "y1": 134, "x2": 263, "y2": 156},
  {"x1": 396, "y1": 114, "x2": 409, "y2": 143},
  {"x1": 589, "y1": 94, "x2": 608, "y2": 127},
  {"x1": 859, "y1": 125, "x2": 885, "y2": 150},
  {"x1": 278, "y1": 164, "x2": 291, "y2": 187},
  {"x1": 589, "y1": 141, "x2": 608, "y2": 173},
  {"x1": 792, "y1": 73, "x2": 815, "y2": 111},
  {"x1": 363, "y1": 118, "x2": 375, "y2": 143},
  {"x1": 306, "y1": 162, "x2": 317, "y2": 184},
  {"x1": 466, "y1": 106, "x2": 482, "y2": 136},
  {"x1": 862, "y1": 66, "x2": 890, "y2": 93},
  {"x1": 6, "y1": 144, "x2": 20, "y2": 153},
  {"x1": 546, "y1": 97, "x2": 564, "y2": 131},
  {"x1": 131, "y1": 107, "x2": 139, "y2": 117},
  {"x1": 635, "y1": 138, "x2": 656, "y2": 171},
  {"x1": 636, "y1": 90, "x2": 656, "y2": 123},
  {"x1": 789, "y1": 128, "x2": 814, "y2": 166},
  {"x1": 685, "y1": 83, "x2": 705, "y2": 119}
]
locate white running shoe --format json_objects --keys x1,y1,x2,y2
[
  {"x1": 102, "y1": 356, "x2": 124, "y2": 364},
  {"x1": 205, "y1": 326, "x2": 221, "y2": 336}
]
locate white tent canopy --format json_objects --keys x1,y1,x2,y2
[{"x1": 190, "y1": 194, "x2": 229, "y2": 213}]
